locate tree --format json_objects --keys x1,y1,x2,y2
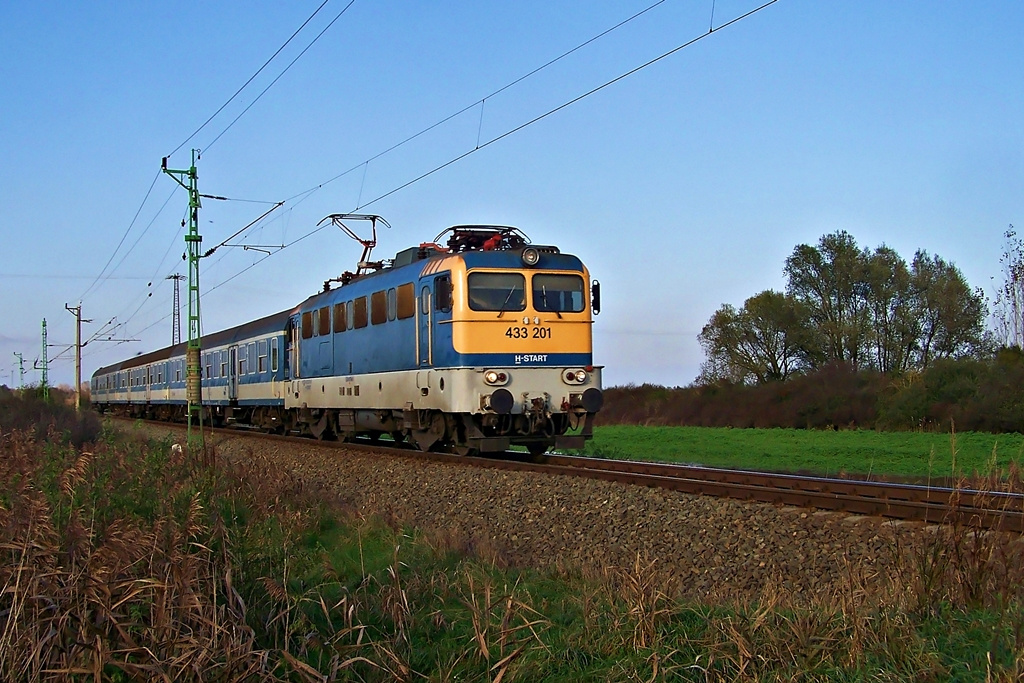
[
  {"x1": 863, "y1": 245, "x2": 918, "y2": 374},
  {"x1": 697, "y1": 291, "x2": 809, "y2": 385},
  {"x1": 912, "y1": 250, "x2": 987, "y2": 366},
  {"x1": 993, "y1": 225, "x2": 1024, "y2": 348},
  {"x1": 784, "y1": 231, "x2": 870, "y2": 369}
]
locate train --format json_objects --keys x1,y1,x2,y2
[{"x1": 90, "y1": 224, "x2": 603, "y2": 455}]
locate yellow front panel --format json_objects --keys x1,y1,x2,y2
[{"x1": 451, "y1": 267, "x2": 593, "y2": 355}]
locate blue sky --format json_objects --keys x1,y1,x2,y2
[{"x1": 1, "y1": 1, "x2": 1021, "y2": 389}]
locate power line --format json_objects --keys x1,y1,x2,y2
[
  {"x1": 166, "y1": 0, "x2": 334, "y2": 158},
  {"x1": 78, "y1": 169, "x2": 162, "y2": 302},
  {"x1": 281, "y1": 0, "x2": 781, "y2": 251},
  {"x1": 283, "y1": 0, "x2": 671, "y2": 205},
  {"x1": 202, "y1": 0, "x2": 358, "y2": 155},
  {"x1": 355, "y1": 0, "x2": 780, "y2": 212}
]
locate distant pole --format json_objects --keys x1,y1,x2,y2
[
  {"x1": 65, "y1": 303, "x2": 91, "y2": 412},
  {"x1": 167, "y1": 274, "x2": 185, "y2": 346},
  {"x1": 162, "y1": 151, "x2": 204, "y2": 450},
  {"x1": 13, "y1": 352, "x2": 25, "y2": 388},
  {"x1": 37, "y1": 319, "x2": 49, "y2": 401}
]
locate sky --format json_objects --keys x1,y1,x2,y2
[{"x1": 1, "y1": 0, "x2": 1022, "y2": 389}]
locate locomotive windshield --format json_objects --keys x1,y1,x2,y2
[
  {"x1": 468, "y1": 272, "x2": 526, "y2": 312},
  {"x1": 532, "y1": 274, "x2": 585, "y2": 313}
]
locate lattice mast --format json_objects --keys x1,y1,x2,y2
[
  {"x1": 161, "y1": 151, "x2": 204, "y2": 448},
  {"x1": 37, "y1": 319, "x2": 49, "y2": 401},
  {"x1": 167, "y1": 274, "x2": 185, "y2": 346}
]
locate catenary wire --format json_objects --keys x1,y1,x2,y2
[
  {"x1": 77, "y1": 169, "x2": 161, "y2": 302},
  {"x1": 166, "y1": 0, "x2": 334, "y2": 159},
  {"x1": 203, "y1": 0, "x2": 357, "y2": 155},
  {"x1": 283, "y1": 0, "x2": 670, "y2": 204},
  {"x1": 282, "y1": 0, "x2": 780, "y2": 248}
]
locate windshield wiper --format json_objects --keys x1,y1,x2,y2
[
  {"x1": 541, "y1": 285, "x2": 562, "y2": 319},
  {"x1": 496, "y1": 287, "x2": 518, "y2": 318}
]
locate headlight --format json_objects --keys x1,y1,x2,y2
[
  {"x1": 521, "y1": 247, "x2": 540, "y2": 267},
  {"x1": 562, "y1": 369, "x2": 587, "y2": 385},
  {"x1": 483, "y1": 370, "x2": 509, "y2": 386}
]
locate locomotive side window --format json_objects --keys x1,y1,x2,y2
[
  {"x1": 435, "y1": 274, "x2": 453, "y2": 312},
  {"x1": 387, "y1": 288, "x2": 397, "y2": 321},
  {"x1": 420, "y1": 287, "x2": 431, "y2": 315},
  {"x1": 371, "y1": 290, "x2": 387, "y2": 325},
  {"x1": 301, "y1": 312, "x2": 313, "y2": 339},
  {"x1": 312, "y1": 310, "x2": 320, "y2": 337},
  {"x1": 397, "y1": 283, "x2": 415, "y2": 319},
  {"x1": 347, "y1": 300, "x2": 354, "y2": 329},
  {"x1": 318, "y1": 306, "x2": 331, "y2": 336},
  {"x1": 353, "y1": 297, "x2": 368, "y2": 328},
  {"x1": 467, "y1": 272, "x2": 525, "y2": 312},
  {"x1": 333, "y1": 303, "x2": 347, "y2": 332},
  {"x1": 532, "y1": 274, "x2": 586, "y2": 313}
]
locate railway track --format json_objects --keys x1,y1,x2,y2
[{"x1": 118, "y1": 418, "x2": 1024, "y2": 533}]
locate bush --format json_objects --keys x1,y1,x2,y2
[
  {"x1": 598, "y1": 365, "x2": 886, "y2": 430},
  {"x1": 0, "y1": 386, "x2": 101, "y2": 447}
]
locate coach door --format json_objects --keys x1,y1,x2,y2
[{"x1": 228, "y1": 346, "x2": 238, "y2": 401}]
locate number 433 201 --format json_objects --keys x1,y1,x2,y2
[{"x1": 505, "y1": 326, "x2": 551, "y2": 339}]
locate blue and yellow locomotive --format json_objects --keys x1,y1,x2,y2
[{"x1": 91, "y1": 225, "x2": 603, "y2": 455}]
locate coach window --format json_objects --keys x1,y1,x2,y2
[
  {"x1": 318, "y1": 306, "x2": 331, "y2": 336},
  {"x1": 258, "y1": 340, "x2": 268, "y2": 373},
  {"x1": 435, "y1": 274, "x2": 452, "y2": 312},
  {"x1": 371, "y1": 291, "x2": 387, "y2": 325},
  {"x1": 239, "y1": 346, "x2": 247, "y2": 375},
  {"x1": 206, "y1": 355, "x2": 213, "y2": 379},
  {"x1": 397, "y1": 283, "x2": 415, "y2": 319},
  {"x1": 220, "y1": 351, "x2": 227, "y2": 377},
  {"x1": 302, "y1": 311, "x2": 313, "y2": 339},
  {"x1": 333, "y1": 302, "x2": 346, "y2": 333},
  {"x1": 248, "y1": 342, "x2": 256, "y2": 374},
  {"x1": 387, "y1": 288, "x2": 398, "y2": 321},
  {"x1": 271, "y1": 337, "x2": 279, "y2": 372},
  {"x1": 353, "y1": 297, "x2": 368, "y2": 329},
  {"x1": 467, "y1": 272, "x2": 525, "y2": 312}
]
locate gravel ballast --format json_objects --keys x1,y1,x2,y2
[{"x1": 123, "y1": 422, "x2": 915, "y2": 601}]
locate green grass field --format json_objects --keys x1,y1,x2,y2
[{"x1": 583, "y1": 425, "x2": 1024, "y2": 480}]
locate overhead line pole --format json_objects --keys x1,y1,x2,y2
[
  {"x1": 13, "y1": 352, "x2": 25, "y2": 389},
  {"x1": 65, "y1": 303, "x2": 92, "y2": 412},
  {"x1": 162, "y1": 150, "x2": 204, "y2": 451},
  {"x1": 34, "y1": 319, "x2": 49, "y2": 401}
]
